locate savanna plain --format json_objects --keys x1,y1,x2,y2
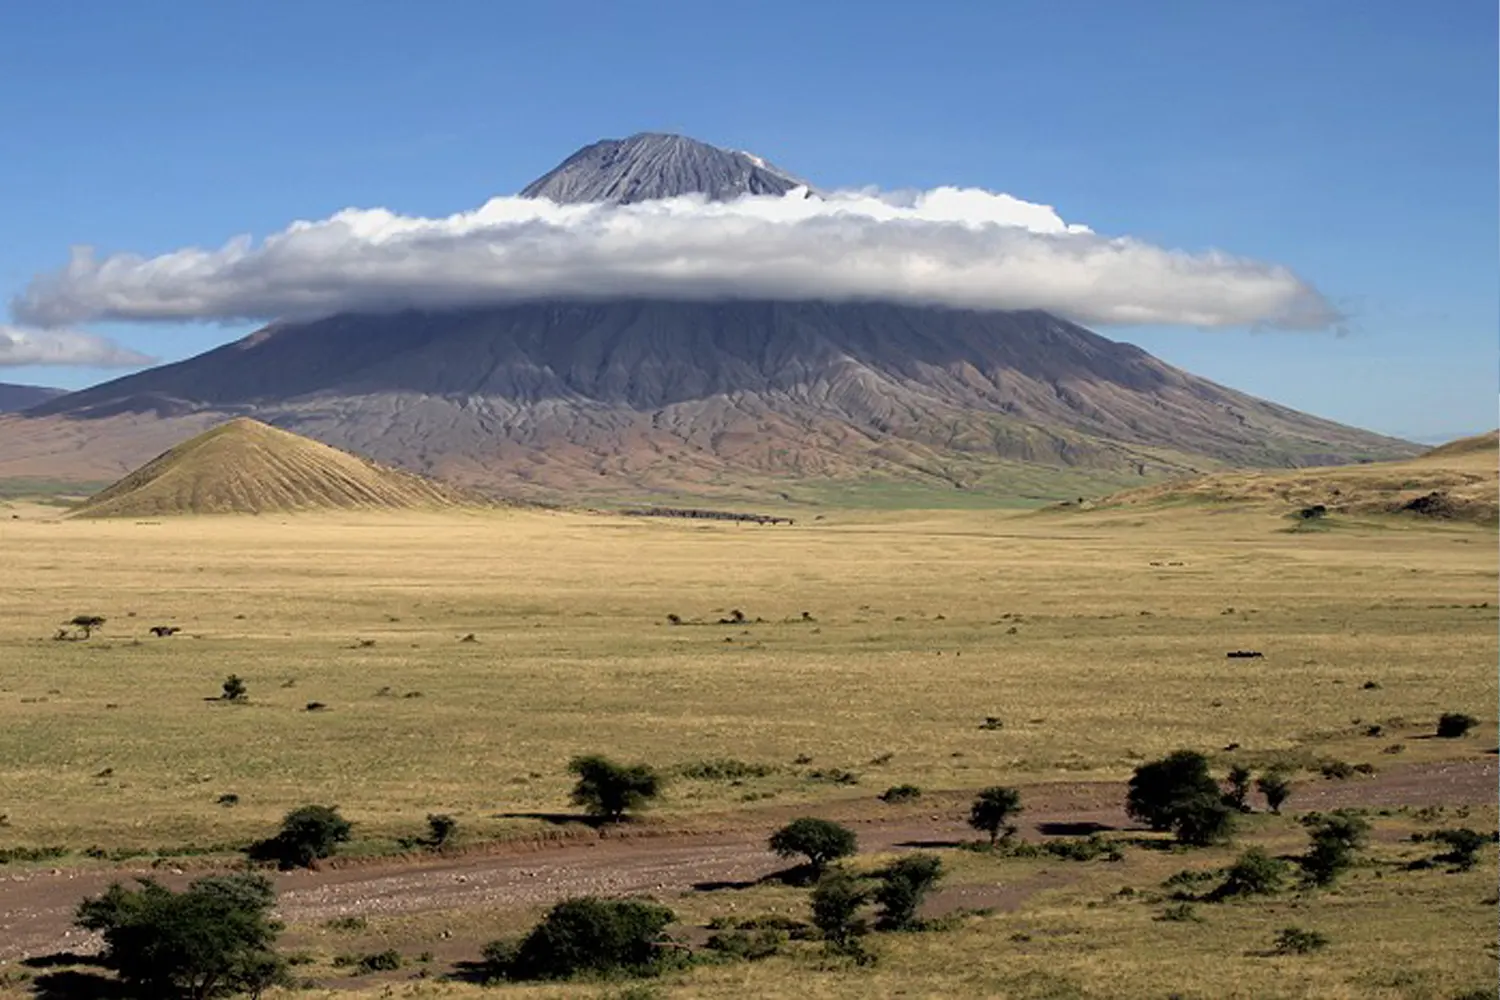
[{"x1": 1, "y1": 498, "x2": 1495, "y2": 999}]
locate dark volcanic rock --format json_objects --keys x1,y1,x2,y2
[{"x1": 520, "y1": 133, "x2": 807, "y2": 204}]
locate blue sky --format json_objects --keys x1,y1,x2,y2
[{"x1": 1, "y1": 0, "x2": 1494, "y2": 441}]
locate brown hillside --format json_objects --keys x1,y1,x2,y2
[
  {"x1": 72, "y1": 418, "x2": 480, "y2": 518},
  {"x1": 1094, "y1": 431, "x2": 1497, "y2": 525}
]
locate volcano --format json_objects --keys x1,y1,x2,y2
[{"x1": 2, "y1": 133, "x2": 1415, "y2": 503}]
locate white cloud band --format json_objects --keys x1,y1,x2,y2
[
  {"x1": 0, "y1": 324, "x2": 152, "y2": 367},
  {"x1": 12, "y1": 187, "x2": 1338, "y2": 331}
]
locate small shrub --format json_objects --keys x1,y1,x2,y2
[
  {"x1": 425, "y1": 813, "x2": 458, "y2": 850},
  {"x1": 968, "y1": 786, "x2": 1023, "y2": 846},
  {"x1": 505, "y1": 897, "x2": 676, "y2": 980},
  {"x1": 1256, "y1": 770, "x2": 1293, "y2": 814},
  {"x1": 1319, "y1": 759, "x2": 1355, "y2": 780},
  {"x1": 873, "y1": 854, "x2": 943, "y2": 930},
  {"x1": 1157, "y1": 902, "x2": 1202, "y2": 923},
  {"x1": 1436, "y1": 713, "x2": 1479, "y2": 739},
  {"x1": 979, "y1": 716, "x2": 1004, "y2": 730},
  {"x1": 248, "y1": 804, "x2": 352, "y2": 870},
  {"x1": 677, "y1": 759, "x2": 776, "y2": 781},
  {"x1": 1224, "y1": 765, "x2": 1253, "y2": 812},
  {"x1": 216, "y1": 793, "x2": 239, "y2": 807},
  {"x1": 1301, "y1": 812, "x2": 1369, "y2": 886},
  {"x1": 807, "y1": 767, "x2": 859, "y2": 785},
  {"x1": 879, "y1": 784, "x2": 922, "y2": 804},
  {"x1": 68, "y1": 614, "x2": 106, "y2": 638},
  {"x1": 1272, "y1": 926, "x2": 1329, "y2": 955},
  {"x1": 1043, "y1": 834, "x2": 1124, "y2": 862},
  {"x1": 769, "y1": 818, "x2": 857, "y2": 876},
  {"x1": 324, "y1": 915, "x2": 368, "y2": 932},
  {"x1": 304, "y1": 701, "x2": 328, "y2": 712},
  {"x1": 809, "y1": 870, "x2": 869, "y2": 948},
  {"x1": 1431, "y1": 828, "x2": 1489, "y2": 870},
  {"x1": 334, "y1": 949, "x2": 402, "y2": 974},
  {"x1": 1216, "y1": 848, "x2": 1286, "y2": 897},
  {"x1": 1172, "y1": 793, "x2": 1237, "y2": 847},
  {"x1": 221, "y1": 674, "x2": 247, "y2": 702},
  {"x1": 704, "y1": 928, "x2": 784, "y2": 960},
  {"x1": 568, "y1": 755, "x2": 662, "y2": 823}
]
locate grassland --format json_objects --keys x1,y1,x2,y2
[
  {"x1": 0, "y1": 499, "x2": 1493, "y2": 857},
  {"x1": 0, "y1": 491, "x2": 1496, "y2": 998}
]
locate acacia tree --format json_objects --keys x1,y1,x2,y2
[
  {"x1": 1127, "y1": 750, "x2": 1236, "y2": 845},
  {"x1": 769, "y1": 818, "x2": 857, "y2": 877},
  {"x1": 68, "y1": 614, "x2": 106, "y2": 639},
  {"x1": 568, "y1": 755, "x2": 662, "y2": 823},
  {"x1": 968, "y1": 786, "x2": 1023, "y2": 846},
  {"x1": 76, "y1": 873, "x2": 287, "y2": 999}
]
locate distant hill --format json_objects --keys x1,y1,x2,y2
[
  {"x1": 1092, "y1": 429, "x2": 1497, "y2": 525},
  {"x1": 4, "y1": 133, "x2": 1418, "y2": 505},
  {"x1": 0, "y1": 382, "x2": 63, "y2": 413},
  {"x1": 73, "y1": 418, "x2": 481, "y2": 518}
]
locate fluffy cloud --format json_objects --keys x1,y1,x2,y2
[
  {"x1": 12, "y1": 187, "x2": 1338, "y2": 331},
  {"x1": 0, "y1": 324, "x2": 152, "y2": 367}
]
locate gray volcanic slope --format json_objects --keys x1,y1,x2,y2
[
  {"x1": 0, "y1": 382, "x2": 63, "y2": 413},
  {"x1": 521, "y1": 132, "x2": 808, "y2": 204},
  {"x1": 4, "y1": 134, "x2": 1418, "y2": 502}
]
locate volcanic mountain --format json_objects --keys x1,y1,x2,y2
[
  {"x1": 4, "y1": 133, "x2": 1416, "y2": 504},
  {"x1": 0, "y1": 382, "x2": 62, "y2": 413},
  {"x1": 72, "y1": 418, "x2": 478, "y2": 518}
]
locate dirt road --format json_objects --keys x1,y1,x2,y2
[{"x1": 2, "y1": 758, "x2": 1492, "y2": 962}]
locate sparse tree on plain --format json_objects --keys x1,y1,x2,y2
[
  {"x1": 567, "y1": 755, "x2": 662, "y2": 823},
  {"x1": 769, "y1": 817, "x2": 858, "y2": 877},
  {"x1": 68, "y1": 614, "x2": 106, "y2": 639},
  {"x1": 968, "y1": 786, "x2": 1023, "y2": 846},
  {"x1": 1256, "y1": 770, "x2": 1293, "y2": 814},
  {"x1": 76, "y1": 872, "x2": 287, "y2": 999}
]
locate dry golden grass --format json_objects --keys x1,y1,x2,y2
[{"x1": 0, "y1": 497, "x2": 1493, "y2": 855}]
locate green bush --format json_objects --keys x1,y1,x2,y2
[
  {"x1": 704, "y1": 928, "x2": 784, "y2": 960},
  {"x1": 501, "y1": 897, "x2": 676, "y2": 980},
  {"x1": 1272, "y1": 926, "x2": 1329, "y2": 955},
  {"x1": 1431, "y1": 828, "x2": 1490, "y2": 870},
  {"x1": 1436, "y1": 713, "x2": 1479, "y2": 739},
  {"x1": 333, "y1": 949, "x2": 402, "y2": 974},
  {"x1": 873, "y1": 854, "x2": 943, "y2": 930},
  {"x1": 1216, "y1": 848, "x2": 1286, "y2": 897},
  {"x1": 1156, "y1": 902, "x2": 1202, "y2": 923},
  {"x1": 221, "y1": 674, "x2": 247, "y2": 702},
  {"x1": 809, "y1": 870, "x2": 869, "y2": 948},
  {"x1": 676, "y1": 759, "x2": 776, "y2": 781},
  {"x1": 76, "y1": 873, "x2": 286, "y2": 999},
  {"x1": 1255, "y1": 770, "x2": 1293, "y2": 814},
  {"x1": 1301, "y1": 812, "x2": 1370, "y2": 886},
  {"x1": 1224, "y1": 765, "x2": 1253, "y2": 812},
  {"x1": 968, "y1": 786, "x2": 1023, "y2": 846},
  {"x1": 769, "y1": 818, "x2": 857, "y2": 876},
  {"x1": 568, "y1": 756, "x2": 662, "y2": 822},
  {"x1": 247, "y1": 804, "x2": 351, "y2": 870},
  {"x1": 1127, "y1": 751, "x2": 1234, "y2": 844},
  {"x1": 879, "y1": 784, "x2": 922, "y2": 804},
  {"x1": 1042, "y1": 834, "x2": 1124, "y2": 862},
  {"x1": 425, "y1": 813, "x2": 458, "y2": 850}
]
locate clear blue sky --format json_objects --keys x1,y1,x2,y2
[{"x1": 1, "y1": 0, "x2": 1494, "y2": 441}]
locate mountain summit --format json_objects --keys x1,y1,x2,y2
[
  {"x1": 520, "y1": 132, "x2": 808, "y2": 204},
  {"x1": 2, "y1": 134, "x2": 1417, "y2": 504}
]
